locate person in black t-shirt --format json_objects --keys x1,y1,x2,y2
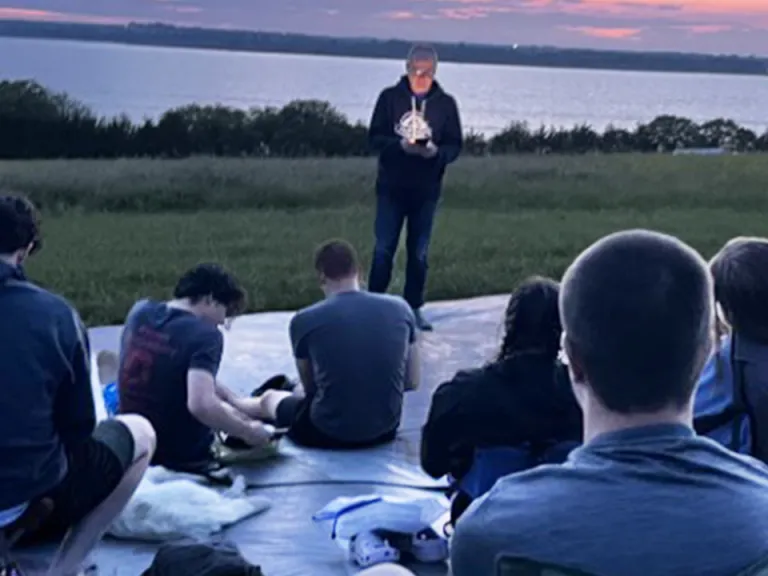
[{"x1": 118, "y1": 264, "x2": 276, "y2": 470}]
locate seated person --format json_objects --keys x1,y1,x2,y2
[
  {"x1": 451, "y1": 230, "x2": 768, "y2": 576},
  {"x1": 695, "y1": 237, "x2": 768, "y2": 461},
  {"x1": 0, "y1": 194, "x2": 156, "y2": 576},
  {"x1": 253, "y1": 239, "x2": 419, "y2": 448},
  {"x1": 117, "y1": 263, "x2": 275, "y2": 471},
  {"x1": 421, "y1": 276, "x2": 581, "y2": 520}
]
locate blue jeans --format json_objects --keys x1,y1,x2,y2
[{"x1": 368, "y1": 194, "x2": 438, "y2": 310}]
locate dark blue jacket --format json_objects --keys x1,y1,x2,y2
[
  {"x1": 0, "y1": 262, "x2": 94, "y2": 509},
  {"x1": 369, "y1": 76, "x2": 462, "y2": 201}
]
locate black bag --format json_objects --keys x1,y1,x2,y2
[
  {"x1": 695, "y1": 334, "x2": 768, "y2": 463},
  {"x1": 141, "y1": 539, "x2": 263, "y2": 576}
]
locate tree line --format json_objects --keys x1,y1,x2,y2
[
  {"x1": 2, "y1": 20, "x2": 767, "y2": 76},
  {"x1": 1, "y1": 79, "x2": 767, "y2": 159}
]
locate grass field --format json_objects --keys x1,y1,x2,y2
[{"x1": 1, "y1": 154, "x2": 766, "y2": 326}]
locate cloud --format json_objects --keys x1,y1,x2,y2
[
  {"x1": 0, "y1": 0, "x2": 766, "y2": 54},
  {"x1": 673, "y1": 23, "x2": 732, "y2": 33},
  {"x1": 381, "y1": 10, "x2": 420, "y2": 20},
  {"x1": 416, "y1": 0, "x2": 768, "y2": 21},
  {"x1": 0, "y1": 6, "x2": 130, "y2": 24},
  {"x1": 169, "y1": 6, "x2": 203, "y2": 15},
  {"x1": 563, "y1": 24, "x2": 643, "y2": 38}
]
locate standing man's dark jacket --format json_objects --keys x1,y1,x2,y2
[
  {"x1": 421, "y1": 352, "x2": 582, "y2": 481},
  {"x1": 0, "y1": 262, "x2": 94, "y2": 510},
  {"x1": 369, "y1": 76, "x2": 462, "y2": 201}
]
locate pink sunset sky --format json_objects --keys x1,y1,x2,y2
[{"x1": 0, "y1": 0, "x2": 766, "y2": 55}]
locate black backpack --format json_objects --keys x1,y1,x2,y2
[
  {"x1": 141, "y1": 539, "x2": 263, "y2": 576},
  {"x1": 694, "y1": 334, "x2": 768, "y2": 463}
]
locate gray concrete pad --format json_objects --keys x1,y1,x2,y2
[{"x1": 19, "y1": 294, "x2": 508, "y2": 575}]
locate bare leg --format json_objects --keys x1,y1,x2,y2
[
  {"x1": 233, "y1": 385, "x2": 305, "y2": 421},
  {"x1": 45, "y1": 415, "x2": 156, "y2": 576}
]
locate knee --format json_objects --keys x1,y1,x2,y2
[
  {"x1": 116, "y1": 414, "x2": 157, "y2": 461},
  {"x1": 373, "y1": 242, "x2": 396, "y2": 260},
  {"x1": 260, "y1": 389, "x2": 285, "y2": 411},
  {"x1": 259, "y1": 389, "x2": 278, "y2": 404},
  {"x1": 407, "y1": 243, "x2": 429, "y2": 263}
]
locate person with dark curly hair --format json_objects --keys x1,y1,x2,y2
[
  {"x1": 117, "y1": 263, "x2": 277, "y2": 471},
  {"x1": 420, "y1": 276, "x2": 581, "y2": 520},
  {"x1": 0, "y1": 194, "x2": 156, "y2": 576}
]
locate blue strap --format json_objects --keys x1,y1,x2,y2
[{"x1": 312, "y1": 496, "x2": 383, "y2": 539}]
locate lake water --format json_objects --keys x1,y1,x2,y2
[{"x1": 1, "y1": 36, "x2": 766, "y2": 135}]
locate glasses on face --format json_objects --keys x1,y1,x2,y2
[{"x1": 408, "y1": 65, "x2": 435, "y2": 79}]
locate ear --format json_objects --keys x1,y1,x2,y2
[
  {"x1": 14, "y1": 243, "x2": 34, "y2": 266},
  {"x1": 562, "y1": 333, "x2": 586, "y2": 386}
]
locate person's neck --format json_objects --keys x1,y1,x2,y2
[
  {"x1": 581, "y1": 397, "x2": 693, "y2": 444},
  {"x1": 166, "y1": 299, "x2": 198, "y2": 315},
  {"x1": 323, "y1": 277, "x2": 359, "y2": 298},
  {"x1": 0, "y1": 254, "x2": 19, "y2": 267}
]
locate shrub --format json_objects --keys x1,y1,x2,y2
[{"x1": 0, "y1": 79, "x2": 766, "y2": 159}]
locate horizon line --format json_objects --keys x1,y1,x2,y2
[{"x1": 0, "y1": 17, "x2": 765, "y2": 60}]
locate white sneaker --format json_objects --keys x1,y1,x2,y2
[{"x1": 349, "y1": 531, "x2": 400, "y2": 568}]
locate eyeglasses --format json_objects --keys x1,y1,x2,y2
[{"x1": 408, "y1": 66, "x2": 435, "y2": 78}]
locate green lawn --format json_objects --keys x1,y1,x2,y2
[{"x1": 2, "y1": 154, "x2": 765, "y2": 326}]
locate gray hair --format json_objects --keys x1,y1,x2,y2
[{"x1": 407, "y1": 43, "x2": 438, "y2": 70}]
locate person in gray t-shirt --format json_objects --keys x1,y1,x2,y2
[
  {"x1": 452, "y1": 230, "x2": 768, "y2": 576},
  {"x1": 254, "y1": 239, "x2": 419, "y2": 448}
]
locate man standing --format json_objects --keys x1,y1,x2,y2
[{"x1": 367, "y1": 43, "x2": 463, "y2": 331}]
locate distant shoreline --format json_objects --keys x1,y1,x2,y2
[{"x1": 0, "y1": 19, "x2": 766, "y2": 78}]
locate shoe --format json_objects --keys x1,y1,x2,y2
[
  {"x1": 378, "y1": 528, "x2": 449, "y2": 564},
  {"x1": 0, "y1": 562, "x2": 23, "y2": 576},
  {"x1": 349, "y1": 531, "x2": 400, "y2": 568},
  {"x1": 251, "y1": 374, "x2": 296, "y2": 397},
  {"x1": 413, "y1": 309, "x2": 433, "y2": 332}
]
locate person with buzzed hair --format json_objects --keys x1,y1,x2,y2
[
  {"x1": 253, "y1": 239, "x2": 420, "y2": 448},
  {"x1": 451, "y1": 230, "x2": 768, "y2": 576},
  {"x1": 367, "y1": 43, "x2": 463, "y2": 331}
]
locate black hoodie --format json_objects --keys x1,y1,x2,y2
[
  {"x1": 369, "y1": 76, "x2": 462, "y2": 200},
  {"x1": 421, "y1": 351, "x2": 582, "y2": 481},
  {"x1": 0, "y1": 262, "x2": 94, "y2": 510}
]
